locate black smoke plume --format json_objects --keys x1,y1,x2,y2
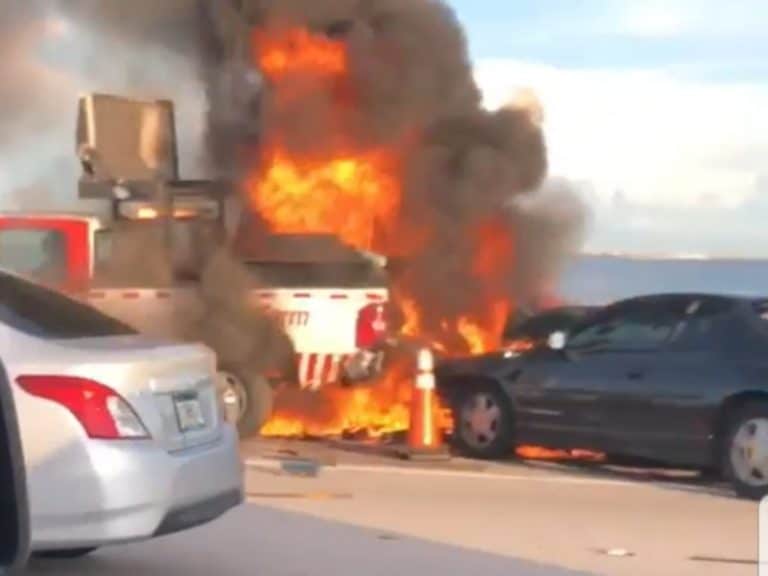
[{"x1": 201, "y1": 0, "x2": 586, "y2": 345}]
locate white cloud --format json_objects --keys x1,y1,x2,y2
[
  {"x1": 607, "y1": 0, "x2": 768, "y2": 38},
  {"x1": 616, "y1": 2, "x2": 690, "y2": 37},
  {"x1": 475, "y1": 59, "x2": 768, "y2": 213}
]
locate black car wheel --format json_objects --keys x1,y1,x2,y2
[
  {"x1": 452, "y1": 382, "x2": 514, "y2": 460},
  {"x1": 34, "y1": 548, "x2": 98, "y2": 560},
  {"x1": 723, "y1": 402, "x2": 768, "y2": 500}
]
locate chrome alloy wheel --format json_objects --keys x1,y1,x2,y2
[
  {"x1": 730, "y1": 417, "x2": 768, "y2": 487},
  {"x1": 218, "y1": 371, "x2": 248, "y2": 425},
  {"x1": 460, "y1": 392, "x2": 502, "y2": 450}
]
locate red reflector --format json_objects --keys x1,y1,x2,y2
[
  {"x1": 16, "y1": 375, "x2": 146, "y2": 440},
  {"x1": 355, "y1": 303, "x2": 389, "y2": 349}
]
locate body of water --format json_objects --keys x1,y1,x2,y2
[{"x1": 559, "y1": 255, "x2": 768, "y2": 305}]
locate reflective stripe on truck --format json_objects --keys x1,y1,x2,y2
[{"x1": 298, "y1": 353, "x2": 351, "y2": 391}]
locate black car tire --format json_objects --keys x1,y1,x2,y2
[
  {"x1": 722, "y1": 401, "x2": 768, "y2": 500},
  {"x1": 451, "y1": 381, "x2": 514, "y2": 460},
  {"x1": 34, "y1": 548, "x2": 98, "y2": 560}
]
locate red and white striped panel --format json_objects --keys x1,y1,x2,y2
[{"x1": 297, "y1": 353, "x2": 351, "y2": 391}]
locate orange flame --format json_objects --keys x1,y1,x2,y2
[
  {"x1": 261, "y1": 364, "x2": 452, "y2": 439},
  {"x1": 516, "y1": 446, "x2": 605, "y2": 462},
  {"x1": 254, "y1": 28, "x2": 347, "y2": 80},
  {"x1": 248, "y1": 149, "x2": 399, "y2": 251},
  {"x1": 456, "y1": 300, "x2": 510, "y2": 356},
  {"x1": 251, "y1": 27, "x2": 597, "y2": 463}
]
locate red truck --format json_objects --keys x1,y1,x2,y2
[{"x1": 0, "y1": 93, "x2": 390, "y2": 435}]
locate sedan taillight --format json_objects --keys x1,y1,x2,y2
[{"x1": 17, "y1": 375, "x2": 149, "y2": 440}]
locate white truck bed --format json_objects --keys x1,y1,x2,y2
[{"x1": 84, "y1": 285, "x2": 388, "y2": 390}]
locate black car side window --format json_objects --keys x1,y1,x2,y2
[
  {"x1": 670, "y1": 316, "x2": 714, "y2": 349},
  {"x1": 567, "y1": 303, "x2": 675, "y2": 352},
  {"x1": 669, "y1": 298, "x2": 734, "y2": 350},
  {"x1": 565, "y1": 308, "x2": 623, "y2": 350}
]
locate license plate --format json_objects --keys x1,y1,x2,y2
[{"x1": 173, "y1": 392, "x2": 206, "y2": 432}]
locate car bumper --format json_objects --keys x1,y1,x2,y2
[{"x1": 30, "y1": 425, "x2": 243, "y2": 551}]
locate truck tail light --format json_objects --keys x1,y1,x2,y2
[
  {"x1": 117, "y1": 198, "x2": 220, "y2": 221},
  {"x1": 356, "y1": 303, "x2": 389, "y2": 349},
  {"x1": 16, "y1": 376, "x2": 149, "y2": 440}
]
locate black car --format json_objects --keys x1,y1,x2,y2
[{"x1": 436, "y1": 293, "x2": 768, "y2": 499}]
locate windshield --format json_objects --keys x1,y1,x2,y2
[
  {"x1": 0, "y1": 271, "x2": 136, "y2": 339},
  {"x1": 503, "y1": 307, "x2": 593, "y2": 342}
]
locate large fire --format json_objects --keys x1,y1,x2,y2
[
  {"x1": 252, "y1": 27, "x2": 418, "y2": 440},
  {"x1": 250, "y1": 27, "x2": 401, "y2": 253},
  {"x1": 250, "y1": 26, "x2": 593, "y2": 461},
  {"x1": 249, "y1": 149, "x2": 399, "y2": 251},
  {"x1": 254, "y1": 27, "x2": 347, "y2": 80},
  {"x1": 260, "y1": 357, "x2": 453, "y2": 440}
]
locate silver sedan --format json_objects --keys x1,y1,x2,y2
[{"x1": 0, "y1": 270, "x2": 243, "y2": 558}]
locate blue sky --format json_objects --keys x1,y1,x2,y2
[{"x1": 447, "y1": 0, "x2": 768, "y2": 258}]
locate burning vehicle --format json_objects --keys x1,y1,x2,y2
[
  {"x1": 195, "y1": 0, "x2": 586, "y2": 441},
  {"x1": 0, "y1": 0, "x2": 586, "y2": 447},
  {"x1": 437, "y1": 293, "x2": 768, "y2": 500}
]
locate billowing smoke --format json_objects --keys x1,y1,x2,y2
[
  {"x1": 0, "y1": 0, "x2": 208, "y2": 211},
  {"x1": 0, "y1": 1, "x2": 295, "y2": 395},
  {"x1": 201, "y1": 0, "x2": 586, "y2": 346}
]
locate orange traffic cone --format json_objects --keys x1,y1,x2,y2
[{"x1": 402, "y1": 348, "x2": 449, "y2": 460}]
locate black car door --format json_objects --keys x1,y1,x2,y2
[
  {"x1": 0, "y1": 360, "x2": 29, "y2": 573},
  {"x1": 513, "y1": 301, "x2": 673, "y2": 449},
  {"x1": 598, "y1": 297, "x2": 737, "y2": 465}
]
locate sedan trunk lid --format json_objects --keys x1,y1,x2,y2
[{"x1": 47, "y1": 336, "x2": 222, "y2": 453}]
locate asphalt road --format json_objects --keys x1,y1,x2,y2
[
  {"x1": 25, "y1": 503, "x2": 578, "y2": 576},
  {"x1": 23, "y1": 439, "x2": 760, "y2": 576}
]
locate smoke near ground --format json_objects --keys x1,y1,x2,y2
[{"x1": 201, "y1": 0, "x2": 586, "y2": 342}]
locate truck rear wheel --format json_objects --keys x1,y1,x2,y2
[{"x1": 219, "y1": 368, "x2": 273, "y2": 438}]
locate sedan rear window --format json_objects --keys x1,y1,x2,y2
[{"x1": 0, "y1": 272, "x2": 136, "y2": 339}]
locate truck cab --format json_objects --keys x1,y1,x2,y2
[{"x1": 0, "y1": 213, "x2": 102, "y2": 291}]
